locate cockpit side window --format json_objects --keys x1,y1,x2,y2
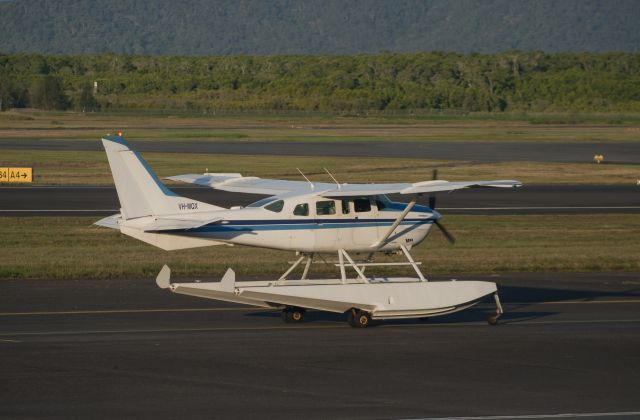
[
  {"x1": 316, "y1": 200, "x2": 336, "y2": 216},
  {"x1": 265, "y1": 200, "x2": 284, "y2": 213},
  {"x1": 354, "y1": 197, "x2": 371, "y2": 213},
  {"x1": 293, "y1": 203, "x2": 309, "y2": 216}
]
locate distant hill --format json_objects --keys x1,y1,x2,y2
[{"x1": 0, "y1": 0, "x2": 638, "y2": 55}]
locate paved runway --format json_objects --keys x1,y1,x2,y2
[
  {"x1": 2, "y1": 138, "x2": 640, "y2": 163},
  {"x1": 1, "y1": 184, "x2": 639, "y2": 216},
  {"x1": 1, "y1": 272, "x2": 639, "y2": 419}
]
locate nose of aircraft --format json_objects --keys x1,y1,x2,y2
[{"x1": 431, "y1": 209, "x2": 443, "y2": 220}]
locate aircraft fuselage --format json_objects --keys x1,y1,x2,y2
[{"x1": 162, "y1": 194, "x2": 437, "y2": 253}]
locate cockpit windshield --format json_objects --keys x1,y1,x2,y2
[
  {"x1": 247, "y1": 197, "x2": 278, "y2": 208},
  {"x1": 375, "y1": 194, "x2": 392, "y2": 210}
]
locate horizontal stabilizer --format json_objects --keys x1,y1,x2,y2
[{"x1": 94, "y1": 213, "x2": 121, "y2": 229}]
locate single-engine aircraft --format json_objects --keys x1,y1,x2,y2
[{"x1": 96, "y1": 134, "x2": 521, "y2": 327}]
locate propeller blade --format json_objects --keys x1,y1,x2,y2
[
  {"x1": 434, "y1": 220, "x2": 456, "y2": 244},
  {"x1": 429, "y1": 168, "x2": 439, "y2": 209},
  {"x1": 429, "y1": 194, "x2": 436, "y2": 209}
]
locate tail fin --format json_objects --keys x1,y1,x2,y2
[{"x1": 101, "y1": 134, "x2": 223, "y2": 219}]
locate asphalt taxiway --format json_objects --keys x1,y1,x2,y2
[
  {"x1": 2, "y1": 138, "x2": 640, "y2": 163},
  {"x1": 1, "y1": 272, "x2": 639, "y2": 419},
  {"x1": 1, "y1": 184, "x2": 639, "y2": 216}
]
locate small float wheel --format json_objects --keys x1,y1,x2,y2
[
  {"x1": 290, "y1": 308, "x2": 305, "y2": 323},
  {"x1": 348, "y1": 309, "x2": 371, "y2": 328},
  {"x1": 282, "y1": 307, "x2": 305, "y2": 323},
  {"x1": 487, "y1": 313, "x2": 500, "y2": 326}
]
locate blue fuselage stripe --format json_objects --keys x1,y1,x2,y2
[{"x1": 185, "y1": 218, "x2": 434, "y2": 233}]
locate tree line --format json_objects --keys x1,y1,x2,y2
[{"x1": 1, "y1": 52, "x2": 639, "y2": 113}]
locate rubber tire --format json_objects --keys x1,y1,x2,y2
[
  {"x1": 282, "y1": 307, "x2": 305, "y2": 323},
  {"x1": 290, "y1": 308, "x2": 305, "y2": 323},
  {"x1": 348, "y1": 309, "x2": 371, "y2": 328},
  {"x1": 487, "y1": 314, "x2": 499, "y2": 326}
]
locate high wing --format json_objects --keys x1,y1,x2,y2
[
  {"x1": 322, "y1": 179, "x2": 522, "y2": 197},
  {"x1": 166, "y1": 173, "x2": 335, "y2": 195},
  {"x1": 168, "y1": 173, "x2": 522, "y2": 197}
]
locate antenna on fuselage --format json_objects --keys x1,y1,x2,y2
[
  {"x1": 297, "y1": 168, "x2": 314, "y2": 189},
  {"x1": 323, "y1": 168, "x2": 342, "y2": 190}
]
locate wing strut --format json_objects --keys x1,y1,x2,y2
[{"x1": 372, "y1": 194, "x2": 420, "y2": 249}]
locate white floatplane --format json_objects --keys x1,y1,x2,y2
[{"x1": 96, "y1": 134, "x2": 521, "y2": 327}]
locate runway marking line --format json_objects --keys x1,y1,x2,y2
[
  {"x1": 440, "y1": 206, "x2": 640, "y2": 210},
  {"x1": 1, "y1": 318, "x2": 640, "y2": 338},
  {"x1": 501, "y1": 319, "x2": 640, "y2": 326},
  {"x1": 0, "y1": 209, "x2": 118, "y2": 212},
  {"x1": 1, "y1": 299, "x2": 638, "y2": 317},
  {"x1": 511, "y1": 299, "x2": 640, "y2": 305},
  {"x1": 402, "y1": 411, "x2": 640, "y2": 419},
  {"x1": 0, "y1": 307, "x2": 254, "y2": 316}
]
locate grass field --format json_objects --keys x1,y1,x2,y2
[
  {"x1": 2, "y1": 110, "x2": 638, "y2": 185},
  {"x1": 1, "y1": 214, "x2": 638, "y2": 280},
  {"x1": 1, "y1": 109, "x2": 640, "y2": 142},
  {"x1": 2, "y1": 148, "x2": 638, "y2": 185}
]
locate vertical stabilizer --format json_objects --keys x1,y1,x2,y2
[{"x1": 101, "y1": 134, "x2": 222, "y2": 219}]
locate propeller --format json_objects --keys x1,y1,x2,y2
[
  {"x1": 428, "y1": 168, "x2": 456, "y2": 244},
  {"x1": 428, "y1": 169, "x2": 438, "y2": 209},
  {"x1": 434, "y1": 219, "x2": 456, "y2": 244}
]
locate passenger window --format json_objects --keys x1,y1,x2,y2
[
  {"x1": 293, "y1": 203, "x2": 309, "y2": 216},
  {"x1": 354, "y1": 198, "x2": 371, "y2": 213},
  {"x1": 316, "y1": 200, "x2": 336, "y2": 216},
  {"x1": 375, "y1": 199, "x2": 386, "y2": 210},
  {"x1": 265, "y1": 200, "x2": 284, "y2": 213},
  {"x1": 341, "y1": 200, "x2": 350, "y2": 214}
]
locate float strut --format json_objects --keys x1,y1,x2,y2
[
  {"x1": 301, "y1": 253, "x2": 314, "y2": 280},
  {"x1": 400, "y1": 244, "x2": 427, "y2": 282},
  {"x1": 488, "y1": 292, "x2": 504, "y2": 325},
  {"x1": 277, "y1": 255, "x2": 305, "y2": 283}
]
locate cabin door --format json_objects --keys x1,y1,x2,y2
[
  {"x1": 313, "y1": 199, "x2": 341, "y2": 252},
  {"x1": 350, "y1": 197, "x2": 379, "y2": 247}
]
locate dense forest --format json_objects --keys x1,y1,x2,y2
[
  {"x1": 0, "y1": 0, "x2": 638, "y2": 55},
  {"x1": 1, "y1": 52, "x2": 639, "y2": 113}
]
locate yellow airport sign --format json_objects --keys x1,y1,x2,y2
[{"x1": 0, "y1": 167, "x2": 33, "y2": 183}]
